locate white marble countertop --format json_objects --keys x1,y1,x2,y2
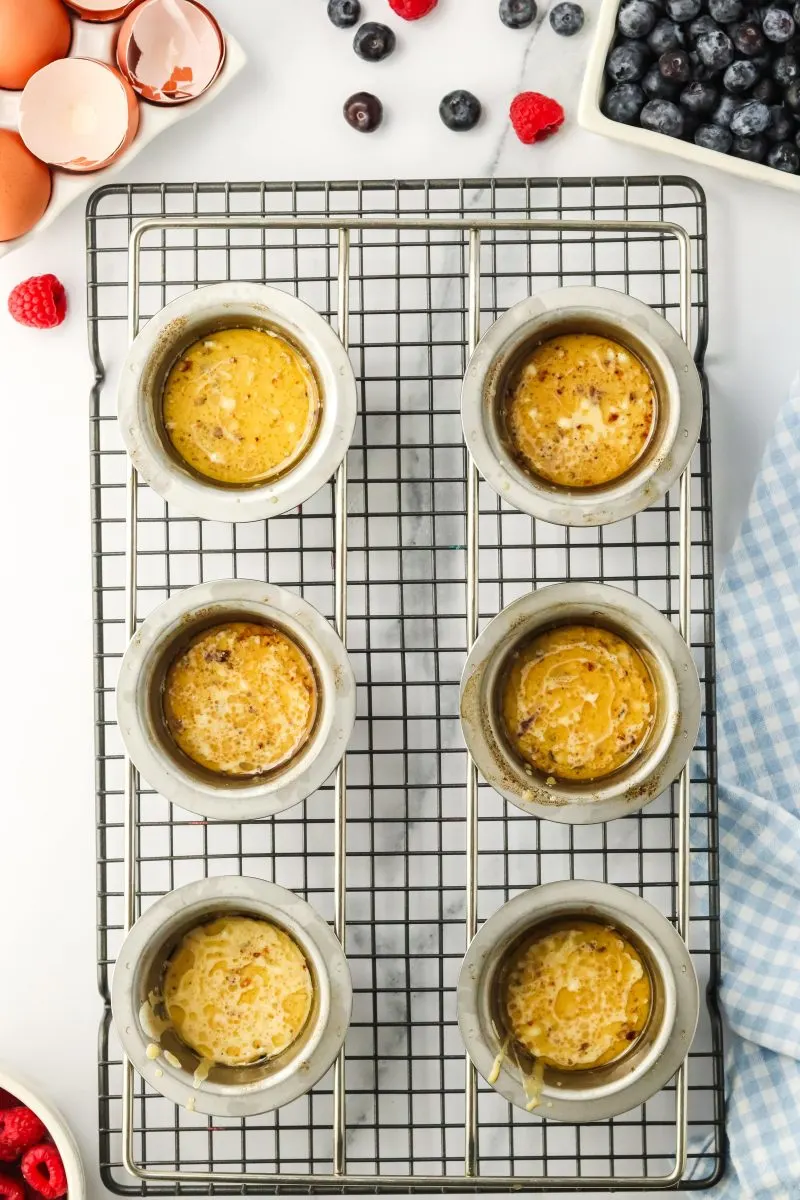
[{"x1": 0, "y1": 0, "x2": 791, "y2": 1194}]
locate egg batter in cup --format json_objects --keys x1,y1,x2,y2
[
  {"x1": 460, "y1": 581, "x2": 701, "y2": 824},
  {"x1": 457, "y1": 880, "x2": 699, "y2": 1122}
]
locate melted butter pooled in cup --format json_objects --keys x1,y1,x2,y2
[
  {"x1": 504, "y1": 333, "x2": 656, "y2": 488},
  {"x1": 162, "y1": 327, "x2": 320, "y2": 484},
  {"x1": 163, "y1": 916, "x2": 313, "y2": 1067},
  {"x1": 502, "y1": 921, "x2": 652, "y2": 1071},
  {"x1": 164, "y1": 621, "x2": 317, "y2": 778},
  {"x1": 502, "y1": 624, "x2": 656, "y2": 782}
]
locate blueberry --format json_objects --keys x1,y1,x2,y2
[
  {"x1": 763, "y1": 5, "x2": 796, "y2": 36},
  {"x1": 795, "y1": 0, "x2": 800, "y2": 19},
  {"x1": 641, "y1": 96, "x2": 686, "y2": 132},
  {"x1": 731, "y1": 19, "x2": 767, "y2": 50},
  {"x1": 666, "y1": 0, "x2": 702, "y2": 20},
  {"x1": 752, "y1": 75, "x2": 780, "y2": 98},
  {"x1": 648, "y1": 17, "x2": 686, "y2": 50},
  {"x1": 784, "y1": 77, "x2": 800, "y2": 105},
  {"x1": 603, "y1": 81, "x2": 647, "y2": 120},
  {"x1": 607, "y1": 39, "x2": 651, "y2": 79},
  {"x1": 353, "y1": 21, "x2": 396, "y2": 61},
  {"x1": 772, "y1": 51, "x2": 800, "y2": 80},
  {"x1": 767, "y1": 138, "x2": 800, "y2": 165},
  {"x1": 660, "y1": 46, "x2": 693, "y2": 77},
  {"x1": 730, "y1": 96, "x2": 772, "y2": 128},
  {"x1": 732, "y1": 131, "x2": 769, "y2": 154},
  {"x1": 439, "y1": 89, "x2": 482, "y2": 130},
  {"x1": 695, "y1": 120, "x2": 734, "y2": 147},
  {"x1": 681, "y1": 79, "x2": 720, "y2": 111},
  {"x1": 343, "y1": 91, "x2": 383, "y2": 131},
  {"x1": 713, "y1": 91, "x2": 742, "y2": 121},
  {"x1": 688, "y1": 13, "x2": 719, "y2": 39},
  {"x1": 767, "y1": 103, "x2": 795, "y2": 136},
  {"x1": 724, "y1": 58, "x2": 761, "y2": 88},
  {"x1": 696, "y1": 28, "x2": 736, "y2": 68},
  {"x1": 550, "y1": 2, "x2": 585, "y2": 34},
  {"x1": 644, "y1": 62, "x2": 680, "y2": 93},
  {"x1": 618, "y1": 0, "x2": 658, "y2": 35},
  {"x1": 328, "y1": 0, "x2": 361, "y2": 26},
  {"x1": 499, "y1": 0, "x2": 538, "y2": 27},
  {"x1": 709, "y1": 0, "x2": 743, "y2": 19}
]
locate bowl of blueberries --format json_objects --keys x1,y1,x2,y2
[{"x1": 578, "y1": 0, "x2": 800, "y2": 188}]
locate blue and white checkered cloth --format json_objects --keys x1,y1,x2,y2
[{"x1": 711, "y1": 379, "x2": 800, "y2": 1197}]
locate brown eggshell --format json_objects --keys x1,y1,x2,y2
[
  {"x1": 0, "y1": 130, "x2": 52, "y2": 242},
  {"x1": 0, "y1": 0, "x2": 72, "y2": 90}
]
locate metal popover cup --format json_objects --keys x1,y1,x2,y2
[
  {"x1": 458, "y1": 880, "x2": 699, "y2": 1123},
  {"x1": 116, "y1": 579, "x2": 356, "y2": 821},
  {"x1": 117, "y1": 282, "x2": 357, "y2": 523},
  {"x1": 112, "y1": 876, "x2": 352, "y2": 1118},
  {"x1": 460, "y1": 582, "x2": 701, "y2": 825},
  {"x1": 461, "y1": 286, "x2": 703, "y2": 527}
]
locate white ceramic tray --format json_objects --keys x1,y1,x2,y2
[
  {"x1": 0, "y1": 12, "x2": 245, "y2": 260},
  {"x1": 579, "y1": 0, "x2": 800, "y2": 195}
]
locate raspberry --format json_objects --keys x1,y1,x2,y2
[
  {"x1": 20, "y1": 1147, "x2": 67, "y2": 1200},
  {"x1": 509, "y1": 91, "x2": 565, "y2": 142},
  {"x1": 388, "y1": 0, "x2": 437, "y2": 18},
  {"x1": 7, "y1": 274, "x2": 67, "y2": 330},
  {"x1": 0, "y1": 1095, "x2": 16, "y2": 1113},
  {"x1": 0, "y1": 1109, "x2": 47, "y2": 1163},
  {"x1": 0, "y1": 1173, "x2": 25, "y2": 1200}
]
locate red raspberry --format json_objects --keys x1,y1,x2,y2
[
  {"x1": 0, "y1": 1110, "x2": 47, "y2": 1163},
  {"x1": 7, "y1": 274, "x2": 67, "y2": 330},
  {"x1": 509, "y1": 91, "x2": 565, "y2": 143},
  {"x1": 0, "y1": 1173, "x2": 25, "y2": 1200},
  {"x1": 20, "y1": 1147, "x2": 67, "y2": 1200},
  {"x1": 388, "y1": 0, "x2": 438, "y2": 18}
]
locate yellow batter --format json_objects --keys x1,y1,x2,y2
[
  {"x1": 162, "y1": 327, "x2": 320, "y2": 484},
  {"x1": 164, "y1": 621, "x2": 317, "y2": 777},
  {"x1": 163, "y1": 915, "x2": 313, "y2": 1066},
  {"x1": 504, "y1": 333, "x2": 656, "y2": 488},
  {"x1": 502, "y1": 921, "x2": 651, "y2": 1071},
  {"x1": 501, "y1": 624, "x2": 656, "y2": 782}
]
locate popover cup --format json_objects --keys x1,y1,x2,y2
[
  {"x1": 461, "y1": 286, "x2": 702, "y2": 527},
  {"x1": 117, "y1": 282, "x2": 357, "y2": 523},
  {"x1": 460, "y1": 582, "x2": 701, "y2": 825},
  {"x1": 116, "y1": 579, "x2": 355, "y2": 820},
  {"x1": 458, "y1": 880, "x2": 699, "y2": 1122},
  {"x1": 111, "y1": 876, "x2": 352, "y2": 1118}
]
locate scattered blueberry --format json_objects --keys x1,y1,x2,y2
[
  {"x1": 723, "y1": 56, "x2": 761, "y2": 85},
  {"x1": 681, "y1": 78, "x2": 720, "y2": 109},
  {"x1": 695, "y1": 119, "x2": 735, "y2": 145},
  {"x1": 618, "y1": 0, "x2": 659, "y2": 36},
  {"x1": 648, "y1": 18, "x2": 686, "y2": 51},
  {"x1": 343, "y1": 91, "x2": 383, "y2": 131},
  {"x1": 731, "y1": 19, "x2": 767, "y2": 51},
  {"x1": 327, "y1": 0, "x2": 361, "y2": 27},
  {"x1": 766, "y1": 102, "x2": 795, "y2": 134},
  {"x1": 752, "y1": 74, "x2": 780, "y2": 96},
  {"x1": 641, "y1": 95, "x2": 686, "y2": 130},
  {"x1": 499, "y1": 0, "x2": 538, "y2": 27},
  {"x1": 732, "y1": 130, "x2": 769, "y2": 154},
  {"x1": 763, "y1": 5, "x2": 796, "y2": 36},
  {"x1": 713, "y1": 91, "x2": 742, "y2": 120},
  {"x1": 767, "y1": 137, "x2": 800, "y2": 164},
  {"x1": 709, "y1": 0, "x2": 743, "y2": 18},
  {"x1": 666, "y1": 0, "x2": 703, "y2": 22},
  {"x1": 784, "y1": 76, "x2": 800, "y2": 104},
  {"x1": 660, "y1": 46, "x2": 694, "y2": 76},
  {"x1": 696, "y1": 27, "x2": 736, "y2": 67},
  {"x1": 550, "y1": 2, "x2": 585, "y2": 34},
  {"x1": 439, "y1": 89, "x2": 482, "y2": 130},
  {"x1": 607, "y1": 39, "x2": 651, "y2": 78},
  {"x1": 772, "y1": 51, "x2": 800, "y2": 80},
  {"x1": 687, "y1": 13, "x2": 719, "y2": 39},
  {"x1": 353, "y1": 21, "x2": 396, "y2": 61},
  {"x1": 603, "y1": 80, "x2": 647, "y2": 119},
  {"x1": 644, "y1": 61, "x2": 680, "y2": 92},
  {"x1": 730, "y1": 95, "x2": 772, "y2": 126}
]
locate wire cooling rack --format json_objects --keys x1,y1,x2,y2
[{"x1": 87, "y1": 177, "x2": 724, "y2": 1193}]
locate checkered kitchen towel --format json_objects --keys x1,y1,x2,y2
[{"x1": 710, "y1": 377, "x2": 800, "y2": 1197}]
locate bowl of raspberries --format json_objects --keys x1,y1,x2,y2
[
  {"x1": 0, "y1": 1071, "x2": 83, "y2": 1200},
  {"x1": 579, "y1": 0, "x2": 800, "y2": 188}
]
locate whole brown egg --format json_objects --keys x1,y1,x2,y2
[
  {"x1": 0, "y1": 0, "x2": 72, "y2": 90},
  {"x1": 0, "y1": 130, "x2": 52, "y2": 242}
]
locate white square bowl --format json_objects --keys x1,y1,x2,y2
[{"x1": 578, "y1": 0, "x2": 800, "y2": 195}]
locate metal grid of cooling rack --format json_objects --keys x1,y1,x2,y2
[{"x1": 87, "y1": 176, "x2": 724, "y2": 1194}]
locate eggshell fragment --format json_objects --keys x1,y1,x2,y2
[
  {"x1": 116, "y1": 0, "x2": 224, "y2": 104},
  {"x1": 0, "y1": 130, "x2": 52, "y2": 242},
  {"x1": 0, "y1": 0, "x2": 72, "y2": 90}
]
